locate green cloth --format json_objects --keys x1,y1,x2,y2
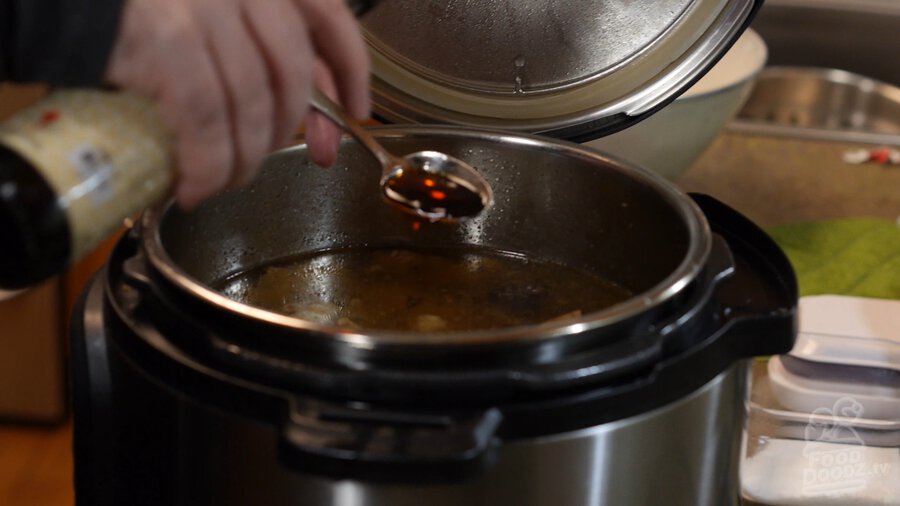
[{"x1": 766, "y1": 218, "x2": 900, "y2": 300}]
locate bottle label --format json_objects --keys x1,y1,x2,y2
[{"x1": 0, "y1": 89, "x2": 172, "y2": 261}]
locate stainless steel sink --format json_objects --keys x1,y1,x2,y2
[
  {"x1": 740, "y1": 68, "x2": 900, "y2": 134},
  {"x1": 734, "y1": 66, "x2": 900, "y2": 144},
  {"x1": 729, "y1": 1, "x2": 900, "y2": 144},
  {"x1": 751, "y1": 0, "x2": 900, "y2": 87}
]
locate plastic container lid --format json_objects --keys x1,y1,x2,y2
[
  {"x1": 768, "y1": 296, "x2": 900, "y2": 421},
  {"x1": 360, "y1": 0, "x2": 764, "y2": 140},
  {"x1": 790, "y1": 295, "x2": 900, "y2": 371}
]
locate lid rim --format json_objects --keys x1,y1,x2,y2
[
  {"x1": 365, "y1": 0, "x2": 763, "y2": 141},
  {"x1": 140, "y1": 125, "x2": 712, "y2": 350}
]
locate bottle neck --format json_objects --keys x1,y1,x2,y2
[{"x1": 0, "y1": 147, "x2": 71, "y2": 289}]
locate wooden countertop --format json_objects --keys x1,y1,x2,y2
[
  {"x1": 0, "y1": 423, "x2": 72, "y2": 506},
  {"x1": 676, "y1": 131, "x2": 900, "y2": 227}
]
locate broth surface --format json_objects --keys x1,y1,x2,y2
[{"x1": 217, "y1": 246, "x2": 632, "y2": 332}]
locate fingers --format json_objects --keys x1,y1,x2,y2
[
  {"x1": 241, "y1": 0, "x2": 314, "y2": 149},
  {"x1": 105, "y1": 0, "x2": 370, "y2": 209},
  {"x1": 305, "y1": 61, "x2": 344, "y2": 167},
  {"x1": 202, "y1": 0, "x2": 276, "y2": 190},
  {"x1": 105, "y1": 0, "x2": 235, "y2": 209},
  {"x1": 168, "y1": 65, "x2": 234, "y2": 209},
  {"x1": 293, "y1": 0, "x2": 371, "y2": 120}
]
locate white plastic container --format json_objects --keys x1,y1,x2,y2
[
  {"x1": 741, "y1": 296, "x2": 900, "y2": 506},
  {"x1": 769, "y1": 295, "x2": 900, "y2": 420}
]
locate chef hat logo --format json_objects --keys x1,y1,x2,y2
[
  {"x1": 800, "y1": 397, "x2": 871, "y2": 497},
  {"x1": 803, "y1": 397, "x2": 866, "y2": 451}
]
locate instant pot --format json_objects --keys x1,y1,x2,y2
[
  {"x1": 71, "y1": 1, "x2": 790, "y2": 505},
  {"x1": 71, "y1": 127, "x2": 796, "y2": 506}
]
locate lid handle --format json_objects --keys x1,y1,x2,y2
[
  {"x1": 278, "y1": 399, "x2": 502, "y2": 483},
  {"x1": 690, "y1": 193, "x2": 799, "y2": 358}
]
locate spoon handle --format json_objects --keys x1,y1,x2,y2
[{"x1": 308, "y1": 87, "x2": 397, "y2": 169}]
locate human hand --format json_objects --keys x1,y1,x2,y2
[{"x1": 105, "y1": 0, "x2": 370, "y2": 209}]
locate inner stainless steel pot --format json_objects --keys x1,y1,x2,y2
[{"x1": 143, "y1": 126, "x2": 711, "y2": 346}]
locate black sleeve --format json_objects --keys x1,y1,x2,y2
[{"x1": 0, "y1": 0, "x2": 126, "y2": 86}]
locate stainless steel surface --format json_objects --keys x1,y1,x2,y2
[
  {"x1": 733, "y1": 67, "x2": 900, "y2": 143},
  {"x1": 178, "y1": 363, "x2": 750, "y2": 506},
  {"x1": 364, "y1": 0, "x2": 697, "y2": 95},
  {"x1": 308, "y1": 89, "x2": 494, "y2": 221},
  {"x1": 728, "y1": 122, "x2": 900, "y2": 147},
  {"x1": 751, "y1": 0, "x2": 900, "y2": 88},
  {"x1": 362, "y1": 0, "x2": 759, "y2": 137},
  {"x1": 145, "y1": 126, "x2": 712, "y2": 347}
]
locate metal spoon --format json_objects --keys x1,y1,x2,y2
[{"x1": 308, "y1": 88, "x2": 493, "y2": 222}]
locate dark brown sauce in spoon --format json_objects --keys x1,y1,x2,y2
[{"x1": 383, "y1": 165, "x2": 487, "y2": 221}]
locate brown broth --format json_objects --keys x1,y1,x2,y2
[{"x1": 216, "y1": 246, "x2": 632, "y2": 332}]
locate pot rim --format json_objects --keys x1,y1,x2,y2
[{"x1": 141, "y1": 126, "x2": 712, "y2": 349}]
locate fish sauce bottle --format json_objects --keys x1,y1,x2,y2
[{"x1": 0, "y1": 89, "x2": 171, "y2": 289}]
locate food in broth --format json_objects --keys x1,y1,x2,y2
[{"x1": 217, "y1": 246, "x2": 632, "y2": 332}]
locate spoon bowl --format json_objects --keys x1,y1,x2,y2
[
  {"x1": 309, "y1": 89, "x2": 493, "y2": 222},
  {"x1": 382, "y1": 151, "x2": 493, "y2": 221}
]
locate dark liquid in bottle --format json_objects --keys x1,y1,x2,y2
[
  {"x1": 0, "y1": 147, "x2": 71, "y2": 289},
  {"x1": 383, "y1": 167, "x2": 486, "y2": 221}
]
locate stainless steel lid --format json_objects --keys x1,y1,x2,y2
[{"x1": 361, "y1": 0, "x2": 763, "y2": 140}]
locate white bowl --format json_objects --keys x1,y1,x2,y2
[{"x1": 584, "y1": 29, "x2": 768, "y2": 180}]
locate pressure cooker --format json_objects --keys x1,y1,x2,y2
[
  {"x1": 71, "y1": 126, "x2": 796, "y2": 506},
  {"x1": 71, "y1": 1, "x2": 792, "y2": 504}
]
